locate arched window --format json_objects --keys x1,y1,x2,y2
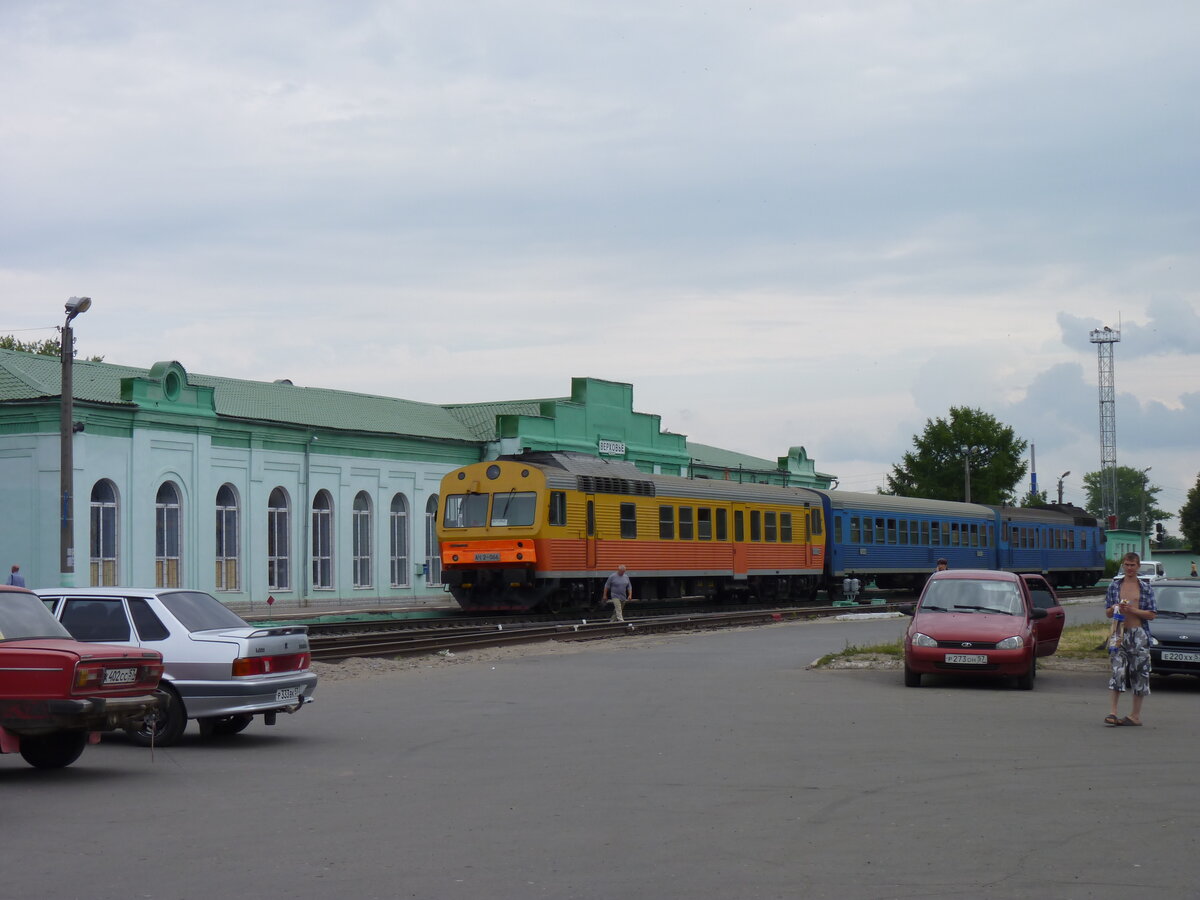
[
  {"x1": 390, "y1": 494, "x2": 410, "y2": 588},
  {"x1": 215, "y1": 484, "x2": 240, "y2": 592},
  {"x1": 312, "y1": 490, "x2": 333, "y2": 590},
  {"x1": 90, "y1": 479, "x2": 120, "y2": 586},
  {"x1": 155, "y1": 481, "x2": 182, "y2": 588},
  {"x1": 352, "y1": 491, "x2": 373, "y2": 588},
  {"x1": 268, "y1": 487, "x2": 290, "y2": 591},
  {"x1": 425, "y1": 494, "x2": 441, "y2": 586}
]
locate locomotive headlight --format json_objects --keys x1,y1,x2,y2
[
  {"x1": 996, "y1": 635, "x2": 1025, "y2": 650},
  {"x1": 452, "y1": 554, "x2": 460, "y2": 562},
  {"x1": 516, "y1": 553, "x2": 523, "y2": 560},
  {"x1": 486, "y1": 464, "x2": 501, "y2": 480},
  {"x1": 912, "y1": 632, "x2": 937, "y2": 647}
]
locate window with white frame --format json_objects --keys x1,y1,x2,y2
[
  {"x1": 268, "y1": 487, "x2": 290, "y2": 591},
  {"x1": 155, "y1": 481, "x2": 182, "y2": 588},
  {"x1": 352, "y1": 491, "x2": 373, "y2": 588},
  {"x1": 425, "y1": 494, "x2": 441, "y2": 586},
  {"x1": 215, "y1": 483, "x2": 240, "y2": 592},
  {"x1": 90, "y1": 479, "x2": 119, "y2": 586},
  {"x1": 312, "y1": 490, "x2": 333, "y2": 589},
  {"x1": 390, "y1": 493, "x2": 410, "y2": 588}
]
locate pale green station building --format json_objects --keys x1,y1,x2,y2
[{"x1": 0, "y1": 348, "x2": 833, "y2": 609}]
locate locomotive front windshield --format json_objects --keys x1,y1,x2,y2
[{"x1": 443, "y1": 491, "x2": 537, "y2": 528}]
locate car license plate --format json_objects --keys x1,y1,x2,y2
[
  {"x1": 276, "y1": 687, "x2": 300, "y2": 703},
  {"x1": 944, "y1": 653, "x2": 987, "y2": 665},
  {"x1": 103, "y1": 667, "x2": 138, "y2": 685},
  {"x1": 474, "y1": 552, "x2": 501, "y2": 561},
  {"x1": 1161, "y1": 651, "x2": 1200, "y2": 663}
]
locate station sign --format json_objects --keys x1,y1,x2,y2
[{"x1": 598, "y1": 439, "x2": 626, "y2": 456}]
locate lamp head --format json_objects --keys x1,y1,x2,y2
[{"x1": 64, "y1": 296, "x2": 92, "y2": 322}]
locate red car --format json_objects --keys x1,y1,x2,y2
[
  {"x1": 903, "y1": 570, "x2": 1064, "y2": 689},
  {"x1": 0, "y1": 586, "x2": 163, "y2": 769}
]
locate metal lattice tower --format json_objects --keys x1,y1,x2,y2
[{"x1": 1089, "y1": 326, "x2": 1121, "y2": 525}]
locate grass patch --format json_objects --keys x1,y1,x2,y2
[
  {"x1": 814, "y1": 638, "x2": 904, "y2": 668},
  {"x1": 1055, "y1": 621, "x2": 1114, "y2": 659}
]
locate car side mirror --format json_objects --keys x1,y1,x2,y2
[{"x1": 1030, "y1": 607, "x2": 1048, "y2": 619}]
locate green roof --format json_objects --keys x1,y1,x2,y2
[
  {"x1": 0, "y1": 349, "x2": 480, "y2": 442},
  {"x1": 686, "y1": 441, "x2": 777, "y2": 471},
  {"x1": 443, "y1": 399, "x2": 552, "y2": 441}
]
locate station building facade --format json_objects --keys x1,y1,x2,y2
[{"x1": 0, "y1": 349, "x2": 833, "y2": 608}]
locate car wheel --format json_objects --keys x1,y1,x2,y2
[
  {"x1": 197, "y1": 714, "x2": 254, "y2": 738},
  {"x1": 19, "y1": 730, "x2": 88, "y2": 769},
  {"x1": 1016, "y1": 657, "x2": 1036, "y2": 690},
  {"x1": 904, "y1": 664, "x2": 922, "y2": 687},
  {"x1": 126, "y1": 686, "x2": 188, "y2": 747}
]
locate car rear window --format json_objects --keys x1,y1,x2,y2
[
  {"x1": 0, "y1": 591, "x2": 74, "y2": 641},
  {"x1": 159, "y1": 591, "x2": 249, "y2": 631}
]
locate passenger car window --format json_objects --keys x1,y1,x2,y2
[
  {"x1": 128, "y1": 597, "x2": 171, "y2": 641},
  {"x1": 60, "y1": 598, "x2": 131, "y2": 642}
]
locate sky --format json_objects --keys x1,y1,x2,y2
[{"x1": 2, "y1": 1, "x2": 1198, "y2": 523}]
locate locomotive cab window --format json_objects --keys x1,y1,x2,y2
[
  {"x1": 443, "y1": 493, "x2": 488, "y2": 528},
  {"x1": 491, "y1": 491, "x2": 536, "y2": 527}
]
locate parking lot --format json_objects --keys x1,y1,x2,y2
[{"x1": 4, "y1": 609, "x2": 1198, "y2": 900}]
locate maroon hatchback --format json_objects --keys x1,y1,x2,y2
[
  {"x1": 0, "y1": 586, "x2": 163, "y2": 769},
  {"x1": 903, "y1": 569, "x2": 1063, "y2": 690}
]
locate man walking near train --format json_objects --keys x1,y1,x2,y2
[{"x1": 603, "y1": 565, "x2": 633, "y2": 623}]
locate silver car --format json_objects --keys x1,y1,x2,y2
[{"x1": 36, "y1": 588, "x2": 317, "y2": 746}]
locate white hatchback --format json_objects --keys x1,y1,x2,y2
[{"x1": 36, "y1": 588, "x2": 317, "y2": 746}]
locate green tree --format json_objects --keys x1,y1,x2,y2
[
  {"x1": 1019, "y1": 489, "x2": 1049, "y2": 508},
  {"x1": 1180, "y1": 472, "x2": 1200, "y2": 552},
  {"x1": 1081, "y1": 466, "x2": 1171, "y2": 531},
  {"x1": 885, "y1": 407, "x2": 1029, "y2": 504},
  {"x1": 0, "y1": 334, "x2": 103, "y2": 362}
]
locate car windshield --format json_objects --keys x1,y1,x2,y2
[
  {"x1": 1152, "y1": 586, "x2": 1200, "y2": 617},
  {"x1": 159, "y1": 591, "x2": 250, "y2": 632},
  {"x1": 0, "y1": 591, "x2": 74, "y2": 641},
  {"x1": 922, "y1": 579, "x2": 1023, "y2": 616}
]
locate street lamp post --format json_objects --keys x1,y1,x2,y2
[
  {"x1": 1057, "y1": 471, "x2": 1070, "y2": 505},
  {"x1": 60, "y1": 296, "x2": 91, "y2": 587},
  {"x1": 1139, "y1": 466, "x2": 1152, "y2": 560}
]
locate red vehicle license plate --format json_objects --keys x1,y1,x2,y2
[
  {"x1": 103, "y1": 667, "x2": 138, "y2": 685},
  {"x1": 944, "y1": 654, "x2": 987, "y2": 665}
]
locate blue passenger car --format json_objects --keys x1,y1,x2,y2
[
  {"x1": 989, "y1": 505, "x2": 1105, "y2": 588},
  {"x1": 817, "y1": 491, "x2": 998, "y2": 593}
]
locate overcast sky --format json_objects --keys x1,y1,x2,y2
[{"x1": 2, "y1": 1, "x2": 1197, "y2": 521}]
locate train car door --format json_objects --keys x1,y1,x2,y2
[
  {"x1": 732, "y1": 504, "x2": 748, "y2": 579},
  {"x1": 585, "y1": 495, "x2": 597, "y2": 569}
]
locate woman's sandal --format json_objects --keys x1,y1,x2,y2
[
  {"x1": 1119, "y1": 717, "x2": 1142, "y2": 726},
  {"x1": 1104, "y1": 714, "x2": 1122, "y2": 726}
]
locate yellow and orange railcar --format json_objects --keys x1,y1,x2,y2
[{"x1": 438, "y1": 452, "x2": 825, "y2": 612}]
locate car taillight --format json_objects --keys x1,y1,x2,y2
[
  {"x1": 73, "y1": 662, "x2": 106, "y2": 691},
  {"x1": 231, "y1": 652, "x2": 311, "y2": 677}
]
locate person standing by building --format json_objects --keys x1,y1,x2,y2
[
  {"x1": 602, "y1": 565, "x2": 633, "y2": 623},
  {"x1": 1191, "y1": 561, "x2": 1197, "y2": 578},
  {"x1": 1105, "y1": 552, "x2": 1157, "y2": 726},
  {"x1": 6, "y1": 565, "x2": 25, "y2": 587}
]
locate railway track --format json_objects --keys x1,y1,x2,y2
[{"x1": 307, "y1": 601, "x2": 913, "y2": 662}]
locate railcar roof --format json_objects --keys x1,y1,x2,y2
[{"x1": 820, "y1": 490, "x2": 994, "y2": 517}]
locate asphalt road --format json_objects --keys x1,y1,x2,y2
[{"x1": 4, "y1": 599, "x2": 1195, "y2": 900}]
